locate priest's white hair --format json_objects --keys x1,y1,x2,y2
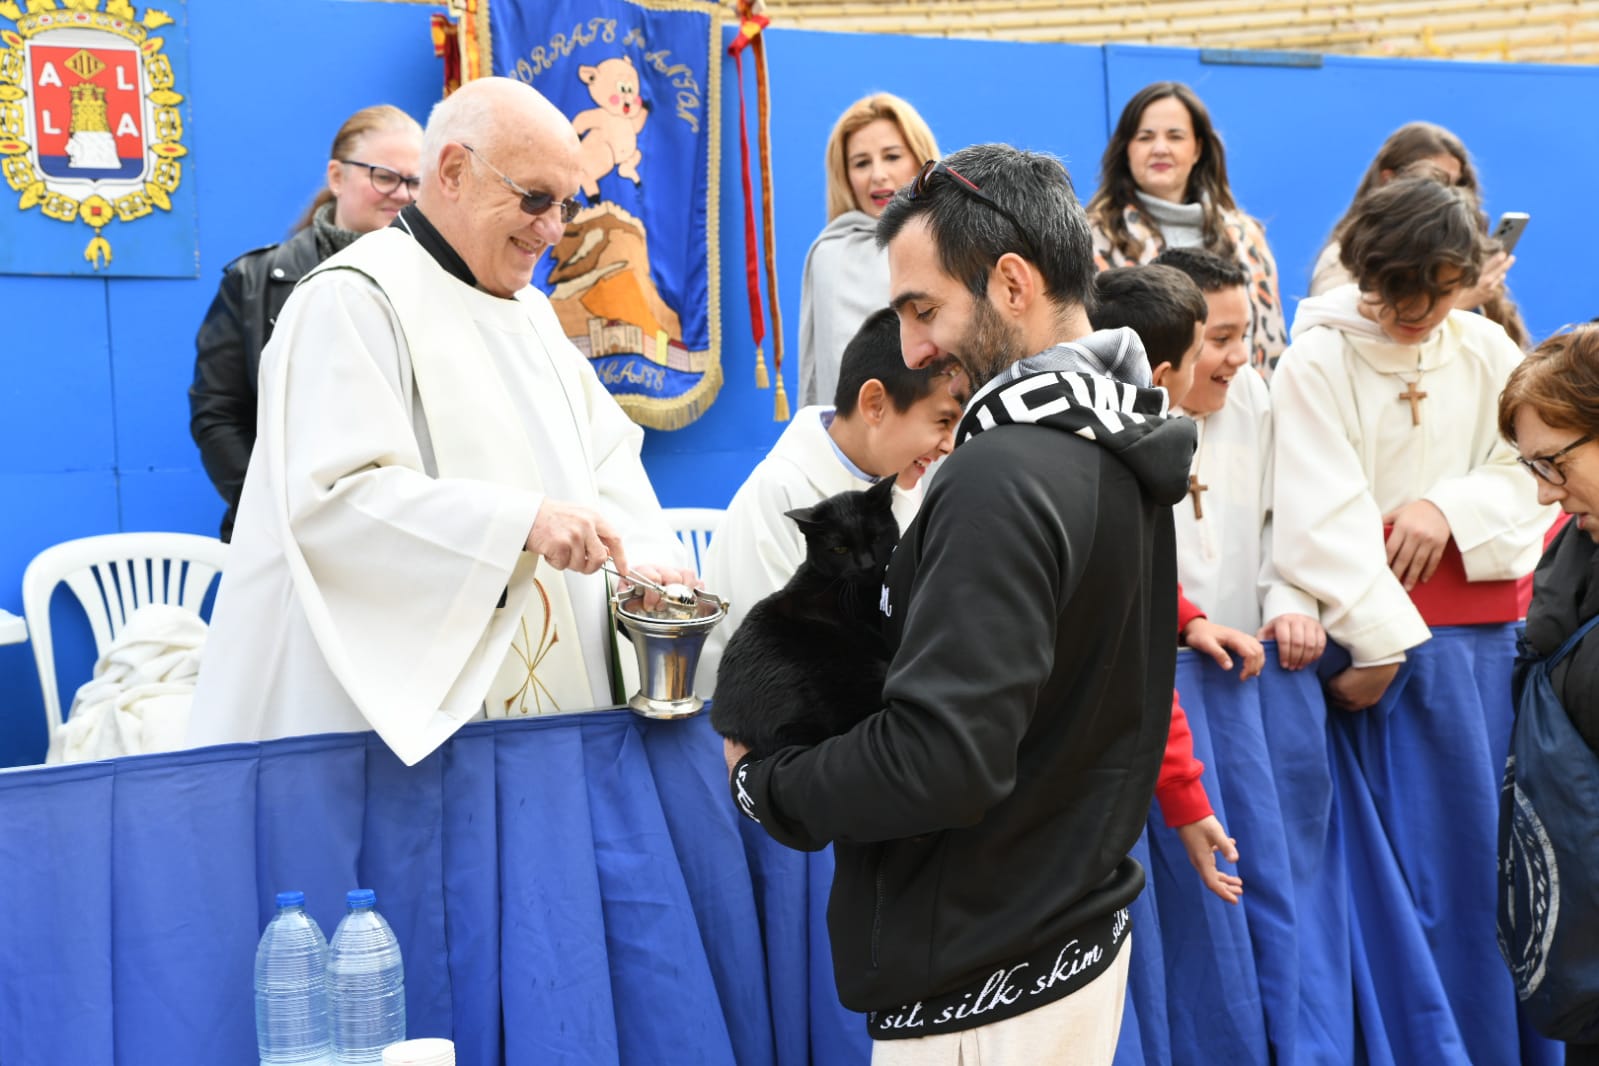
[{"x1": 420, "y1": 84, "x2": 502, "y2": 181}]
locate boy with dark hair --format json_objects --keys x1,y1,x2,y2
[
  {"x1": 1155, "y1": 246, "x2": 1325, "y2": 668},
  {"x1": 1089, "y1": 262, "x2": 1259, "y2": 905},
  {"x1": 730, "y1": 142, "x2": 1195, "y2": 1063},
  {"x1": 1090, "y1": 264, "x2": 1207, "y2": 403},
  {"x1": 1270, "y1": 177, "x2": 1553, "y2": 1065},
  {"x1": 697, "y1": 307, "x2": 964, "y2": 695}
]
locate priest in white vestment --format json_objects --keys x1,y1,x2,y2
[
  {"x1": 1271, "y1": 282, "x2": 1551, "y2": 709},
  {"x1": 187, "y1": 79, "x2": 691, "y2": 766}
]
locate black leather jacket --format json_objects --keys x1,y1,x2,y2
[
  {"x1": 1526, "y1": 519, "x2": 1599, "y2": 753},
  {"x1": 188, "y1": 225, "x2": 323, "y2": 540}
]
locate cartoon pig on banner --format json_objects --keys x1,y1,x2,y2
[{"x1": 573, "y1": 55, "x2": 651, "y2": 199}]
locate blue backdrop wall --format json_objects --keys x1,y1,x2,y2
[{"x1": 1, "y1": 2, "x2": 1596, "y2": 765}]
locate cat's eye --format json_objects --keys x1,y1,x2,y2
[{"x1": 830, "y1": 546, "x2": 849, "y2": 554}]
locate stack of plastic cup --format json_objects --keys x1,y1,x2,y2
[{"x1": 381, "y1": 1039, "x2": 455, "y2": 1065}]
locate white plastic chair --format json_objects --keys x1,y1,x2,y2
[
  {"x1": 21, "y1": 532, "x2": 227, "y2": 744},
  {"x1": 662, "y1": 508, "x2": 724, "y2": 573}
]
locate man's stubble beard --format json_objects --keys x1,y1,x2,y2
[{"x1": 955, "y1": 293, "x2": 1026, "y2": 395}]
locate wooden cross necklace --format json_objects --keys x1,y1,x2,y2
[
  {"x1": 1186, "y1": 416, "x2": 1209, "y2": 520},
  {"x1": 1394, "y1": 353, "x2": 1428, "y2": 426}
]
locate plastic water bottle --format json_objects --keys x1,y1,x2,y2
[
  {"x1": 327, "y1": 889, "x2": 406, "y2": 1063},
  {"x1": 254, "y1": 890, "x2": 333, "y2": 1066}
]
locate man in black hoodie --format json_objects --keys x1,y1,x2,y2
[{"x1": 726, "y1": 143, "x2": 1196, "y2": 1063}]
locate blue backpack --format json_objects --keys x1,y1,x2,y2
[{"x1": 1499, "y1": 613, "x2": 1599, "y2": 1043}]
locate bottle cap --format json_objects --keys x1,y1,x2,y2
[
  {"x1": 382, "y1": 1038, "x2": 455, "y2": 1065},
  {"x1": 346, "y1": 888, "x2": 377, "y2": 908},
  {"x1": 275, "y1": 890, "x2": 306, "y2": 908}
]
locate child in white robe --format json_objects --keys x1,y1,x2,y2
[
  {"x1": 1090, "y1": 264, "x2": 1261, "y2": 905},
  {"x1": 1270, "y1": 173, "x2": 1557, "y2": 1066},
  {"x1": 696, "y1": 308, "x2": 964, "y2": 696},
  {"x1": 1155, "y1": 247, "x2": 1325, "y2": 670},
  {"x1": 1271, "y1": 175, "x2": 1551, "y2": 710}
]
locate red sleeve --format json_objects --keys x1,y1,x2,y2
[
  {"x1": 1155, "y1": 689, "x2": 1213, "y2": 828},
  {"x1": 1176, "y1": 582, "x2": 1206, "y2": 637}
]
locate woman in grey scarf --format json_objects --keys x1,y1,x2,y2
[{"x1": 797, "y1": 93, "x2": 939, "y2": 407}]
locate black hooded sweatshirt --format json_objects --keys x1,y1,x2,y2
[{"x1": 733, "y1": 351, "x2": 1196, "y2": 1035}]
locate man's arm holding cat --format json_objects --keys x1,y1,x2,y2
[{"x1": 728, "y1": 456, "x2": 1082, "y2": 850}]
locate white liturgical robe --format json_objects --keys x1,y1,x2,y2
[
  {"x1": 695, "y1": 406, "x2": 922, "y2": 696},
  {"x1": 1270, "y1": 285, "x2": 1551, "y2": 666},
  {"x1": 1174, "y1": 367, "x2": 1317, "y2": 633},
  {"x1": 187, "y1": 227, "x2": 684, "y2": 765}
]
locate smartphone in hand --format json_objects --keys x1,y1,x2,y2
[{"x1": 1493, "y1": 212, "x2": 1530, "y2": 255}]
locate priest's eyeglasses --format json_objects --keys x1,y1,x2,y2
[
  {"x1": 909, "y1": 159, "x2": 1041, "y2": 265},
  {"x1": 1518, "y1": 435, "x2": 1593, "y2": 486},
  {"x1": 338, "y1": 160, "x2": 420, "y2": 199},
  {"x1": 462, "y1": 143, "x2": 581, "y2": 224}
]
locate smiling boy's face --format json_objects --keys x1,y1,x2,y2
[
  {"x1": 1180, "y1": 285, "x2": 1251, "y2": 415},
  {"x1": 876, "y1": 384, "x2": 965, "y2": 488}
]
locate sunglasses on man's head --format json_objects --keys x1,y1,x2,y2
[
  {"x1": 909, "y1": 159, "x2": 1040, "y2": 264},
  {"x1": 462, "y1": 143, "x2": 581, "y2": 224}
]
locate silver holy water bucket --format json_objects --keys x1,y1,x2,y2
[{"x1": 611, "y1": 588, "x2": 726, "y2": 719}]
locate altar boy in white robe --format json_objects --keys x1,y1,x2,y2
[
  {"x1": 1270, "y1": 175, "x2": 1556, "y2": 1066},
  {"x1": 188, "y1": 78, "x2": 691, "y2": 766},
  {"x1": 1154, "y1": 247, "x2": 1325, "y2": 670},
  {"x1": 1270, "y1": 174, "x2": 1550, "y2": 709},
  {"x1": 696, "y1": 307, "x2": 964, "y2": 696}
]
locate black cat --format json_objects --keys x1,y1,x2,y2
[{"x1": 711, "y1": 475, "x2": 901, "y2": 760}]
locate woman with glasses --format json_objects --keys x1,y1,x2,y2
[
  {"x1": 798, "y1": 93, "x2": 939, "y2": 407},
  {"x1": 1312, "y1": 122, "x2": 1529, "y2": 348},
  {"x1": 1086, "y1": 82, "x2": 1286, "y2": 373},
  {"x1": 1498, "y1": 324, "x2": 1599, "y2": 1062},
  {"x1": 189, "y1": 104, "x2": 423, "y2": 540}
]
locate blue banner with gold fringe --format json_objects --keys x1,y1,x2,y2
[
  {"x1": 489, "y1": 0, "x2": 723, "y2": 430},
  {"x1": 0, "y1": 0, "x2": 194, "y2": 277}
]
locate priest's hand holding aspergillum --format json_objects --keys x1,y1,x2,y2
[{"x1": 527, "y1": 499, "x2": 627, "y2": 575}]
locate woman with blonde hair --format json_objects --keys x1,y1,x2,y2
[
  {"x1": 1086, "y1": 82, "x2": 1286, "y2": 372},
  {"x1": 1312, "y1": 122, "x2": 1528, "y2": 348},
  {"x1": 189, "y1": 104, "x2": 423, "y2": 540},
  {"x1": 798, "y1": 92, "x2": 939, "y2": 407}
]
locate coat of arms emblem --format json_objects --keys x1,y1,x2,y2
[{"x1": 0, "y1": 0, "x2": 183, "y2": 268}]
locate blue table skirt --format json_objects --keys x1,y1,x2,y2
[{"x1": 0, "y1": 625, "x2": 1563, "y2": 1065}]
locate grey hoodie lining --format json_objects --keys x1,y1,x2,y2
[{"x1": 968, "y1": 326, "x2": 1154, "y2": 413}]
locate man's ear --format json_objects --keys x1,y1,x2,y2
[
  {"x1": 1150, "y1": 360, "x2": 1175, "y2": 388},
  {"x1": 437, "y1": 143, "x2": 469, "y2": 199},
  {"x1": 856, "y1": 378, "x2": 889, "y2": 425},
  {"x1": 992, "y1": 252, "x2": 1038, "y2": 317}
]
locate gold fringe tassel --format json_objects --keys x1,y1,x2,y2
[
  {"x1": 754, "y1": 344, "x2": 769, "y2": 389},
  {"x1": 772, "y1": 373, "x2": 790, "y2": 422}
]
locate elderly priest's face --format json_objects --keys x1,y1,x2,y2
[
  {"x1": 426, "y1": 80, "x2": 585, "y2": 300},
  {"x1": 463, "y1": 138, "x2": 580, "y2": 298}
]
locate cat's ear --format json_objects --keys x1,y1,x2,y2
[
  {"x1": 784, "y1": 504, "x2": 825, "y2": 535},
  {"x1": 865, "y1": 476, "x2": 897, "y2": 508}
]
